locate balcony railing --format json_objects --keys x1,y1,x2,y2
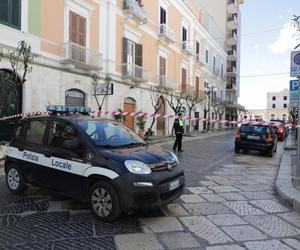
[
  {"x1": 227, "y1": 49, "x2": 237, "y2": 61},
  {"x1": 157, "y1": 75, "x2": 176, "y2": 87},
  {"x1": 158, "y1": 24, "x2": 176, "y2": 43},
  {"x1": 227, "y1": 15, "x2": 237, "y2": 30},
  {"x1": 226, "y1": 83, "x2": 237, "y2": 91},
  {"x1": 123, "y1": 0, "x2": 147, "y2": 24},
  {"x1": 227, "y1": 66, "x2": 236, "y2": 77},
  {"x1": 195, "y1": 54, "x2": 206, "y2": 65},
  {"x1": 227, "y1": 33, "x2": 237, "y2": 46},
  {"x1": 181, "y1": 41, "x2": 194, "y2": 56},
  {"x1": 63, "y1": 42, "x2": 103, "y2": 70},
  {"x1": 227, "y1": 0, "x2": 238, "y2": 14},
  {"x1": 122, "y1": 63, "x2": 148, "y2": 82}
]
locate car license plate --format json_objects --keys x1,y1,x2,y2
[
  {"x1": 247, "y1": 135, "x2": 260, "y2": 140},
  {"x1": 169, "y1": 180, "x2": 180, "y2": 191}
]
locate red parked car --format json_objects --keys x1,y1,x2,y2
[{"x1": 270, "y1": 120, "x2": 287, "y2": 142}]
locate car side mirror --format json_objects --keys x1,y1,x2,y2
[{"x1": 63, "y1": 139, "x2": 79, "y2": 150}]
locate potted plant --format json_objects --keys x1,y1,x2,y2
[
  {"x1": 136, "y1": 112, "x2": 146, "y2": 137},
  {"x1": 113, "y1": 109, "x2": 125, "y2": 123}
]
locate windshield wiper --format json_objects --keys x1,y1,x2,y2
[{"x1": 125, "y1": 142, "x2": 147, "y2": 147}]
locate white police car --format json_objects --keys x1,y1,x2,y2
[{"x1": 4, "y1": 106, "x2": 184, "y2": 221}]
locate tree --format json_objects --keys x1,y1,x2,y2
[
  {"x1": 184, "y1": 91, "x2": 206, "y2": 135},
  {"x1": 147, "y1": 85, "x2": 166, "y2": 136},
  {"x1": 212, "y1": 102, "x2": 225, "y2": 129},
  {"x1": 91, "y1": 73, "x2": 111, "y2": 114},
  {"x1": 0, "y1": 40, "x2": 37, "y2": 90},
  {"x1": 165, "y1": 88, "x2": 184, "y2": 114},
  {"x1": 292, "y1": 15, "x2": 300, "y2": 49},
  {"x1": 200, "y1": 100, "x2": 209, "y2": 132}
]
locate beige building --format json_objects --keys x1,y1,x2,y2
[
  {"x1": 248, "y1": 89, "x2": 290, "y2": 121},
  {"x1": 0, "y1": 0, "x2": 244, "y2": 139}
]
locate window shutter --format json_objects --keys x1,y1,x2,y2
[
  {"x1": 78, "y1": 16, "x2": 86, "y2": 47},
  {"x1": 69, "y1": 11, "x2": 78, "y2": 43},
  {"x1": 122, "y1": 37, "x2": 128, "y2": 64},
  {"x1": 135, "y1": 43, "x2": 143, "y2": 67},
  {"x1": 182, "y1": 68, "x2": 186, "y2": 92}
]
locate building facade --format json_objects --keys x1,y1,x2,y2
[
  {"x1": 248, "y1": 89, "x2": 290, "y2": 121},
  {"x1": 0, "y1": 0, "x2": 244, "y2": 139}
]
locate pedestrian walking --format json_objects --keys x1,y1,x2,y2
[{"x1": 173, "y1": 113, "x2": 184, "y2": 152}]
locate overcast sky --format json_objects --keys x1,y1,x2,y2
[{"x1": 238, "y1": 0, "x2": 300, "y2": 110}]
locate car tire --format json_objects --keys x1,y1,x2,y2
[
  {"x1": 267, "y1": 149, "x2": 273, "y2": 157},
  {"x1": 6, "y1": 164, "x2": 27, "y2": 194},
  {"x1": 89, "y1": 181, "x2": 121, "y2": 222},
  {"x1": 235, "y1": 146, "x2": 240, "y2": 153}
]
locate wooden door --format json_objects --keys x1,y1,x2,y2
[
  {"x1": 124, "y1": 101, "x2": 135, "y2": 130},
  {"x1": 156, "y1": 97, "x2": 165, "y2": 135}
]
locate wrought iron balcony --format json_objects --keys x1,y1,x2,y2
[
  {"x1": 122, "y1": 63, "x2": 148, "y2": 82},
  {"x1": 227, "y1": 0, "x2": 238, "y2": 14},
  {"x1": 158, "y1": 24, "x2": 176, "y2": 44},
  {"x1": 195, "y1": 54, "x2": 206, "y2": 65},
  {"x1": 157, "y1": 75, "x2": 176, "y2": 87},
  {"x1": 227, "y1": 49, "x2": 237, "y2": 61},
  {"x1": 123, "y1": 0, "x2": 147, "y2": 25},
  {"x1": 227, "y1": 15, "x2": 237, "y2": 30},
  {"x1": 181, "y1": 41, "x2": 194, "y2": 56},
  {"x1": 227, "y1": 33, "x2": 237, "y2": 46},
  {"x1": 63, "y1": 42, "x2": 103, "y2": 70}
]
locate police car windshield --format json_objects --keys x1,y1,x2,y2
[{"x1": 77, "y1": 121, "x2": 146, "y2": 147}]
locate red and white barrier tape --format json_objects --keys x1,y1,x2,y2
[{"x1": 0, "y1": 110, "x2": 298, "y2": 128}]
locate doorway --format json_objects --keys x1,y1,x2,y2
[{"x1": 123, "y1": 97, "x2": 136, "y2": 130}]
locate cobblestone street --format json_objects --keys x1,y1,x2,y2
[{"x1": 1, "y1": 133, "x2": 300, "y2": 249}]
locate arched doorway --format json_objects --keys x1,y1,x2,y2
[
  {"x1": 0, "y1": 69, "x2": 22, "y2": 141},
  {"x1": 65, "y1": 89, "x2": 85, "y2": 107},
  {"x1": 123, "y1": 97, "x2": 136, "y2": 130},
  {"x1": 156, "y1": 96, "x2": 165, "y2": 135}
]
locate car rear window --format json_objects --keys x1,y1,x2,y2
[{"x1": 240, "y1": 125, "x2": 267, "y2": 134}]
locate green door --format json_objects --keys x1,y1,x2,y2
[{"x1": 0, "y1": 69, "x2": 22, "y2": 142}]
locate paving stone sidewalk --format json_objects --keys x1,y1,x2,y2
[{"x1": 115, "y1": 143, "x2": 300, "y2": 250}]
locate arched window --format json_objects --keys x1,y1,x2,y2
[{"x1": 65, "y1": 89, "x2": 85, "y2": 107}]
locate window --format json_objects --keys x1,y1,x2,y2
[
  {"x1": 205, "y1": 49, "x2": 209, "y2": 64},
  {"x1": 213, "y1": 56, "x2": 216, "y2": 73},
  {"x1": 283, "y1": 103, "x2": 287, "y2": 108},
  {"x1": 26, "y1": 120, "x2": 47, "y2": 145},
  {"x1": 0, "y1": 0, "x2": 21, "y2": 30},
  {"x1": 272, "y1": 104, "x2": 276, "y2": 108},
  {"x1": 182, "y1": 27, "x2": 187, "y2": 42},
  {"x1": 196, "y1": 76, "x2": 200, "y2": 96},
  {"x1": 122, "y1": 37, "x2": 143, "y2": 77},
  {"x1": 159, "y1": 56, "x2": 166, "y2": 85},
  {"x1": 284, "y1": 96, "x2": 287, "y2": 101},
  {"x1": 181, "y1": 68, "x2": 187, "y2": 92},
  {"x1": 196, "y1": 41, "x2": 200, "y2": 55},
  {"x1": 160, "y1": 7, "x2": 166, "y2": 24},
  {"x1": 272, "y1": 96, "x2": 276, "y2": 101}
]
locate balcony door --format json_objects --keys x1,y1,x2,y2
[
  {"x1": 123, "y1": 38, "x2": 143, "y2": 79},
  {"x1": 69, "y1": 11, "x2": 86, "y2": 62},
  {"x1": 127, "y1": 40, "x2": 135, "y2": 77}
]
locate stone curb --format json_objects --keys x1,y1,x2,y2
[{"x1": 275, "y1": 145, "x2": 300, "y2": 212}]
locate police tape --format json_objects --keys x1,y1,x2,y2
[{"x1": 0, "y1": 110, "x2": 298, "y2": 128}]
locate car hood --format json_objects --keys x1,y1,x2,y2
[{"x1": 99, "y1": 144, "x2": 174, "y2": 164}]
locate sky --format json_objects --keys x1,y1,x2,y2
[{"x1": 238, "y1": 0, "x2": 300, "y2": 110}]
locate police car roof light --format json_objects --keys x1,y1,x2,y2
[{"x1": 47, "y1": 105, "x2": 66, "y2": 112}]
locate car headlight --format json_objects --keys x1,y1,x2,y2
[
  {"x1": 170, "y1": 152, "x2": 179, "y2": 164},
  {"x1": 124, "y1": 160, "x2": 152, "y2": 175}
]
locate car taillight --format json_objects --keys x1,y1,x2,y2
[
  {"x1": 236, "y1": 131, "x2": 241, "y2": 140},
  {"x1": 267, "y1": 133, "x2": 273, "y2": 143}
]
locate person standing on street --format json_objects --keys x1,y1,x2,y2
[{"x1": 173, "y1": 113, "x2": 184, "y2": 152}]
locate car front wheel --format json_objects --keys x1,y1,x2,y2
[
  {"x1": 89, "y1": 181, "x2": 121, "y2": 222},
  {"x1": 6, "y1": 164, "x2": 27, "y2": 194}
]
